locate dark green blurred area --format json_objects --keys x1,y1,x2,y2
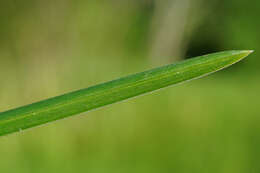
[{"x1": 0, "y1": 1, "x2": 259, "y2": 172}]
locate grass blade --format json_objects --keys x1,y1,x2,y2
[{"x1": 0, "y1": 50, "x2": 253, "y2": 136}]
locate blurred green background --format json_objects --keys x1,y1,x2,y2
[{"x1": 0, "y1": 0, "x2": 259, "y2": 172}]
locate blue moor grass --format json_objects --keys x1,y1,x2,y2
[{"x1": 0, "y1": 50, "x2": 253, "y2": 136}]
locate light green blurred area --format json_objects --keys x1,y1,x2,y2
[{"x1": 0, "y1": 1, "x2": 260, "y2": 172}]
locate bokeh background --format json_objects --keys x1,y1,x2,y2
[{"x1": 0, "y1": 0, "x2": 259, "y2": 172}]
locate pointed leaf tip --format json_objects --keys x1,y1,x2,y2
[
  {"x1": 239, "y1": 50, "x2": 254, "y2": 56},
  {"x1": 239, "y1": 50, "x2": 254, "y2": 60}
]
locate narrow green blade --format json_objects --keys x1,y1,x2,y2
[{"x1": 0, "y1": 50, "x2": 253, "y2": 136}]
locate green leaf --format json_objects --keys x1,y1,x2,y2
[{"x1": 0, "y1": 50, "x2": 253, "y2": 136}]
